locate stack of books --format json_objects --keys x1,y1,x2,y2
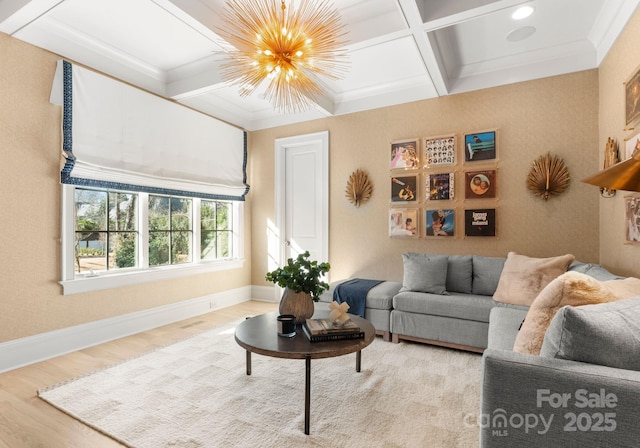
[{"x1": 303, "y1": 318, "x2": 364, "y2": 342}]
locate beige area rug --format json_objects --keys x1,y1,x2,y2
[{"x1": 39, "y1": 321, "x2": 482, "y2": 448}]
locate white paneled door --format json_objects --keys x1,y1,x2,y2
[{"x1": 275, "y1": 131, "x2": 329, "y2": 291}]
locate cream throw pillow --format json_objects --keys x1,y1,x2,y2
[
  {"x1": 493, "y1": 252, "x2": 575, "y2": 306},
  {"x1": 513, "y1": 272, "x2": 640, "y2": 355}
]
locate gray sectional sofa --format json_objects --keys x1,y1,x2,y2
[
  {"x1": 481, "y1": 297, "x2": 640, "y2": 447},
  {"x1": 320, "y1": 253, "x2": 620, "y2": 352},
  {"x1": 321, "y1": 251, "x2": 640, "y2": 445}
]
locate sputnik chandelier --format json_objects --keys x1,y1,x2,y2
[{"x1": 218, "y1": 0, "x2": 348, "y2": 113}]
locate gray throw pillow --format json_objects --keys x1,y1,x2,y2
[
  {"x1": 446, "y1": 255, "x2": 473, "y2": 293},
  {"x1": 472, "y1": 256, "x2": 505, "y2": 295},
  {"x1": 400, "y1": 252, "x2": 448, "y2": 294},
  {"x1": 568, "y1": 261, "x2": 623, "y2": 281},
  {"x1": 540, "y1": 296, "x2": 640, "y2": 371}
]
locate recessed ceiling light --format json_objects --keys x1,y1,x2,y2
[
  {"x1": 506, "y1": 26, "x2": 536, "y2": 42},
  {"x1": 512, "y1": 6, "x2": 535, "y2": 20}
]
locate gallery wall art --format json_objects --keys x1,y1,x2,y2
[{"x1": 389, "y1": 130, "x2": 499, "y2": 238}]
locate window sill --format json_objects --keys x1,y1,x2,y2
[{"x1": 60, "y1": 259, "x2": 245, "y2": 295}]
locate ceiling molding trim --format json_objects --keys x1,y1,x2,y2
[{"x1": 590, "y1": 0, "x2": 640, "y2": 64}]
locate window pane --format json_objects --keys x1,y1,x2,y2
[
  {"x1": 149, "y1": 196, "x2": 170, "y2": 231},
  {"x1": 201, "y1": 201, "x2": 216, "y2": 231},
  {"x1": 109, "y1": 192, "x2": 137, "y2": 231},
  {"x1": 75, "y1": 189, "x2": 107, "y2": 231},
  {"x1": 172, "y1": 231, "x2": 192, "y2": 264},
  {"x1": 75, "y1": 232, "x2": 107, "y2": 272},
  {"x1": 149, "y1": 231, "x2": 170, "y2": 266},
  {"x1": 171, "y1": 198, "x2": 192, "y2": 231},
  {"x1": 201, "y1": 231, "x2": 216, "y2": 260},
  {"x1": 217, "y1": 202, "x2": 231, "y2": 230},
  {"x1": 217, "y1": 231, "x2": 231, "y2": 258},
  {"x1": 109, "y1": 232, "x2": 137, "y2": 269}
]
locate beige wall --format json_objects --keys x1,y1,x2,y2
[
  {"x1": 598, "y1": 7, "x2": 640, "y2": 278},
  {"x1": 0, "y1": 33, "x2": 252, "y2": 343},
  {"x1": 250, "y1": 70, "x2": 601, "y2": 285}
]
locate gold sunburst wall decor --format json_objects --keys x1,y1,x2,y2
[
  {"x1": 217, "y1": 0, "x2": 349, "y2": 113},
  {"x1": 526, "y1": 153, "x2": 571, "y2": 200},
  {"x1": 345, "y1": 169, "x2": 373, "y2": 207}
]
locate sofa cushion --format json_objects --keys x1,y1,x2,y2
[
  {"x1": 365, "y1": 281, "x2": 402, "y2": 310},
  {"x1": 319, "y1": 280, "x2": 400, "y2": 310},
  {"x1": 446, "y1": 255, "x2": 473, "y2": 294},
  {"x1": 513, "y1": 272, "x2": 640, "y2": 355},
  {"x1": 393, "y1": 291, "x2": 494, "y2": 322},
  {"x1": 488, "y1": 307, "x2": 529, "y2": 350},
  {"x1": 400, "y1": 253, "x2": 448, "y2": 294},
  {"x1": 471, "y1": 256, "x2": 505, "y2": 295},
  {"x1": 540, "y1": 297, "x2": 640, "y2": 371},
  {"x1": 493, "y1": 252, "x2": 575, "y2": 306}
]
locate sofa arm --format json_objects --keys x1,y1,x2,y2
[{"x1": 479, "y1": 349, "x2": 640, "y2": 447}]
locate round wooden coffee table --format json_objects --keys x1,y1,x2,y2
[{"x1": 234, "y1": 311, "x2": 376, "y2": 435}]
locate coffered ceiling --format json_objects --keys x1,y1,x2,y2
[{"x1": 1, "y1": 0, "x2": 639, "y2": 130}]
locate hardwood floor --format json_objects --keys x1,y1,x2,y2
[{"x1": 0, "y1": 300, "x2": 279, "y2": 448}]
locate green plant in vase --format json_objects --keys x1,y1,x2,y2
[{"x1": 266, "y1": 251, "x2": 331, "y2": 323}]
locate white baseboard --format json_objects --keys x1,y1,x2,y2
[
  {"x1": 0, "y1": 286, "x2": 255, "y2": 374},
  {"x1": 251, "y1": 285, "x2": 278, "y2": 302}
]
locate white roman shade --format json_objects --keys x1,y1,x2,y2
[{"x1": 50, "y1": 60, "x2": 249, "y2": 200}]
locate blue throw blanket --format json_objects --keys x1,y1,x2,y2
[{"x1": 333, "y1": 278, "x2": 383, "y2": 318}]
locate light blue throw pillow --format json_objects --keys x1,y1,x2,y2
[{"x1": 400, "y1": 252, "x2": 448, "y2": 295}]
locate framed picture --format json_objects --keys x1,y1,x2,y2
[
  {"x1": 625, "y1": 64, "x2": 640, "y2": 127},
  {"x1": 625, "y1": 196, "x2": 640, "y2": 245},
  {"x1": 465, "y1": 169, "x2": 497, "y2": 199},
  {"x1": 390, "y1": 175, "x2": 418, "y2": 202},
  {"x1": 425, "y1": 209, "x2": 455, "y2": 237},
  {"x1": 464, "y1": 130, "x2": 496, "y2": 162},
  {"x1": 424, "y1": 134, "x2": 456, "y2": 167},
  {"x1": 464, "y1": 208, "x2": 496, "y2": 237},
  {"x1": 389, "y1": 208, "x2": 419, "y2": 238},
  {"x1": 390, "y1": 139, "x2": 420, "y2": 170},
  {"x1": 625, "y1": 129, "x2": 640, "y2": 160},
  {"x1": 426, "y1": 172, "x2": 454, "y2": 201}
]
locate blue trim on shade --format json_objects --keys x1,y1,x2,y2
[
  {"x1": 242, "y1": 131, "x2": 250, "y2": 197},
  {"x1": 59, "y1": 60, "x2": 249, "y2": 201},
  {"x1": 63, "y1": 176, "x2": 245, "y2": 201}
]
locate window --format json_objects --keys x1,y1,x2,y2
[
  {"x1": 75, "y1": 189, "x2": 138, "y2": 273},
  {"x1": 61, "y1": 186, "x2": 244, "y2": 295},
  {"x1": 149, "y1": 195, "x2": 192, "y2": 266},
  {"x1": 201, "y1": 200, "x2": 232, "y2": 260}
]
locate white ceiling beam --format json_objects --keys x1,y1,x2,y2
[
  {"x1": 0, "y1": 0, "x2": 63, "y2": 34},
  {"x1": 397, "y1": 0, "x2": 449, "y2": 96},
  {"x1": 166, "y1": 54, "x2": 227, "y2": 100}
]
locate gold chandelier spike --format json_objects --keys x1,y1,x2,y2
[{"x1": 217, "y1": 0, "x2": 349, "y2": 114}]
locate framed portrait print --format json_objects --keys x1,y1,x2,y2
[
  {"x1": 389, "y1": 208, "x2": 419, "y2": 238},
  {"x1": 465, "y1": 169, "x2": 497, "y2": 199},
  {"x1": 464, "y1": 208, "x2": 496, "y2": 237},
  {"x1": 390, "y1": 175, "x2": 418, "y2": 202},
  {"x1": 424, "y1": 134, "x2": 456, "y2": 167},
  {"x1": 464, "y1": 130, "x2": 496, "y2": 162},
  {"x1": 390, "y1": 139, "x2": 420, "y2": 170},
  {"x1": 625, "y1": 129, "x2": 640, "y2": 160},
  {"x1": 625, "y1": 64, "x2": 640, "y2": 127},
  {"x1": 425, "y1": 209, "x2": 455, "y2": 237},
  {"x1": 426, "y1": 172, "x2": 454, "y2": 201},
  {"x1": 625, "y1": 196, "x2": 640, "y2": 245}
]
